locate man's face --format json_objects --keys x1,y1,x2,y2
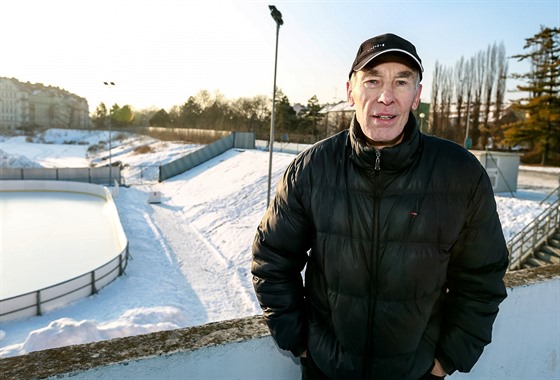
[{"x1": 347, "y1": 59, "x2": 422, "y2": 148}]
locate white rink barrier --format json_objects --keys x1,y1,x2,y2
[{"x1": 0, "y1": 180, "x2": 129, "y2": 322}]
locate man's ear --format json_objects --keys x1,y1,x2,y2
[
  {"x1": 412, "y1": 84, "x2": 423, "y2": 110},
  {"x1": 346, "y1": 81, "x2": 354, "y2": 106}
]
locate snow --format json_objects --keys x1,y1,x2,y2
[{"x1": 0, "y1": 129, "x2": 558, "y2": 358}]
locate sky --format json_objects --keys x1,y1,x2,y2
[
  {"x1": 2, "y1": 1, "x2": 559, "y2": 113},
  {"x1": 1, "y1": 128, "x2": 559, "y2": 357}
]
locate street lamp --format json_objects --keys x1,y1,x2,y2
[
  {"x1": 464, "y1": 98, "x2": 471, "y2": 149},
  {"x1": 103, "y1": 81, "x2": 116, "y2": 184},
  {"x1": 266, "y1": 5, "x2": 283, "y2": 208},
  {"x1": 419, "y1": 112, "x2": 425, "y2": 133}
]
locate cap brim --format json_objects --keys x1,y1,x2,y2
[{"x1": 353, "y1": 48, "x2": 424, "y2": 74}]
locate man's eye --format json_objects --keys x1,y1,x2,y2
[{"x1": 364, "y1": 80, "x2": 378, "y2": 88}]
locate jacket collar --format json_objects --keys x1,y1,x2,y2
[{"x1": 349, "y1": 112, "x2": 421, "y2": 172}]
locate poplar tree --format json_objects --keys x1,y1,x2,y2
[{"x1": 505, "y1": 26, "x2": 560, "y2": 165}]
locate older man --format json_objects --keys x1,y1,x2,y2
[{"x1": 252, "y1": 33, "x2": 508, "y2": 380}]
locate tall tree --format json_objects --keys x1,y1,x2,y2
[
  {"x1": 505, "y1": 26, "x2": 560, "y2": 164},
  {"x1": 481, "y1": 43, "x2": 498, "y2": 142},
  {"x1": 179, "y1": 96, "x2": 202, "y2": 128},
  {"x1": 454, "y1": 57, "x2": 467, "y2": 141},
  {"x1": 92, "y1": 102, "x2": 108, "y2": 129},
  {"x1": 112, "y1": 104, "x2": 134, "y2": 127},
  {"x1": 275, "y1": 94, "x2": 297, "y2": 139},
  {"x1": 470, "y1": 51, "x2": 485, "y2": 148},
  {"x1": 430, "y1": 61, "x2": 443, "y2": 135},
  {"x1": 300, "y1": 95, "x2": 324, "y2": 138},
  {"x1": 149, "y1": 109, "x2": 172, "y2": 128},
  {"x1": 493, "y1": 42, "x2": 509, "y2": 143}
]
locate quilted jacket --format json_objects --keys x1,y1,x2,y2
[{"x1": 251, "y1": 114, "x2": 509, "y2": 380}]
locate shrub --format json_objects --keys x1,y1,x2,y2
[{"x1": 133, "y1": 145, "x2": 154, "y2": 154}]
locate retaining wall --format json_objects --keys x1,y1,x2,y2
[{"x1": 1, "y1": 265, "x2": 558, "y2": 379}]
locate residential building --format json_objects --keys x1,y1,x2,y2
[{"x1": 0, "y1": 77, "x2": 90, "y2": 130}]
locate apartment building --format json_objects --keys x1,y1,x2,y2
[{"x1": 0, "y1": 77, "x2": 90, "y2": 130}]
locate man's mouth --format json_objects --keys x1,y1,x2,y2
[{"x1": 374, "y1": 115, "x2": 395, "y2": 120}]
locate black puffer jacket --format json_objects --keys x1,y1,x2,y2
[{"x1": 252, "y1": 114, "x2": 508, "y2": 380}]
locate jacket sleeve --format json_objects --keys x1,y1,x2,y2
[
  {"x1": 251, "y1": 159, "x2": 312, "y2": 357},
  {"x1": 436, "y1": 167, "x2": 509, "y2": 374}
]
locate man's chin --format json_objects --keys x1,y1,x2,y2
[{"x1": 367, "y1": 131, "x2": 405, "y2": 149}]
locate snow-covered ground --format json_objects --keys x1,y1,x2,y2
[{"x1": 0, "y1": 129, "x2": 558, "y2": 358}]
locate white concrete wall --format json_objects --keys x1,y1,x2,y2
[
  {"x1": 450, "y1": 277, "x2": 559, "y2": 379},
  {"x1": 2, "y1": 268, "x2": 558, "y2": 380},
  {"x1": 56, "y1": 336, "x2": 300, "y2": 380}
]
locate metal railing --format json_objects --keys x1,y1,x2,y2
[
  {"x1": 507, "y1": 198, "x2": 560, "y2": 270},
  {"x1": 0, "y1": 243, "x2": 130, "y2": 321}
]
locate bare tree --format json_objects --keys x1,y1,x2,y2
[
  {"x1": 493, "y1": 42, "x2": 508, "y2": 144},
  {"x1": 430, "y1": 61, "x2": 443, "y2": 135},
  {"x1": 441, "y1": 66, "x2": 454, "y2": 140},
  {"x1": 470, "y1": 51, "x2": 485, "y2": 148},
  {"x1": 481, "y1": 43, "x2": 498, "y2": 145},
  {"x1": 454, "y1": 57, "x2": 467, "y2": 138}
]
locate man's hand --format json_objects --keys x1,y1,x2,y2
[{"x1": 431, "y1": 359, "x2": 447, "y2": 377}]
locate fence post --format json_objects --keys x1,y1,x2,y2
[
  {"x1": 36, "y1": 291, "x2": 42, "y2": 316},
  {"x1": 91, "y1": 272, "x2": 98, "y2": 295}
]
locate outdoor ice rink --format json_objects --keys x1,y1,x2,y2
[{"x1": 1, "y1": 187, "x2": 125, "y2": 300}]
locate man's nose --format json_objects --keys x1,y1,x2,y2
[{"x1": 378, "y1": 85, "x2": 395, "y2": 104}]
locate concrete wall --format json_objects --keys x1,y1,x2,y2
[{"x1": 1, "y1": 265, "x2": 558, "y2": 380}]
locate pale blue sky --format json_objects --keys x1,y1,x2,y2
[{"x1": 2, "y1": 0, "x2": 558, "y2": 112}]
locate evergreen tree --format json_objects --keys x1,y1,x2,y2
[
  {"x1": 92, "y1": 102, "x2": 108, "y2": 129},
  {"x1": 275, "y1": 95, "x2": 297, "y2": 140},
  {"x1": 179, "y1": 97, "x2": 202, "y2": 128},
  {"x1": 149, "y1": 109, "x2": 172, "y2": 128},
  {"x1": 505, "y1": 26, "x2": 560, "y2": 165},
  {"x1": 300, "y1": 95, "x2": 324, "y2": 138}
]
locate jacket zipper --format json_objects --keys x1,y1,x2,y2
[{"x1": 364, "y1": 149, "x2": 382, "y2": 379}]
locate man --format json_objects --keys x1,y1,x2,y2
[{"x1": 251, "y1": 33, "x2": 509, "y2": 380}]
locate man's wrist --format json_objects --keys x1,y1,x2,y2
[{"x1": 431, "y1": 359, "x2": 447, "y2": 377}]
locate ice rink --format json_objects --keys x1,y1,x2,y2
[{"x1": 1, "y1": 187, "x2": 126, "y2": 300}]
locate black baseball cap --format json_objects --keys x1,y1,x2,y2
[{"x1": 349, "y1": 33, "x2": 423, "y2": 80}]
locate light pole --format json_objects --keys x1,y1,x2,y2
[
  {"x1": 419, "y1": 112, "x2": 425, "y2": 133},
  {"x1": 464, "y1": 97, "x2": 471, "y2": 149},
  {"x1": 103, "y1": 81, "x2": 116, "y2": 184},
  {"x1": 266, "y1": 5, "x2": 283, "y2": 208}
]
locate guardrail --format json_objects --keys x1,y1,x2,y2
[
  {"x1": 0, "y1": 166, "x2": 121, "y2": 185},
  {"x1": 508, "y1": 198, "x2": 560, "y2": 270},
  {"x1": 0, "y1": 244, "x2": 129, "y2": 321}
]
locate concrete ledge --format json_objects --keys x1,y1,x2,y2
[
  {"x1": 0, "y1": 316, "x2": 271, "y2": 380},
  {"x1": 1, "y1": 265, "x2": 558, "y2": 380},
  {"x1": 503, "y1": 263, "x2": 560, "y2": 287}
]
